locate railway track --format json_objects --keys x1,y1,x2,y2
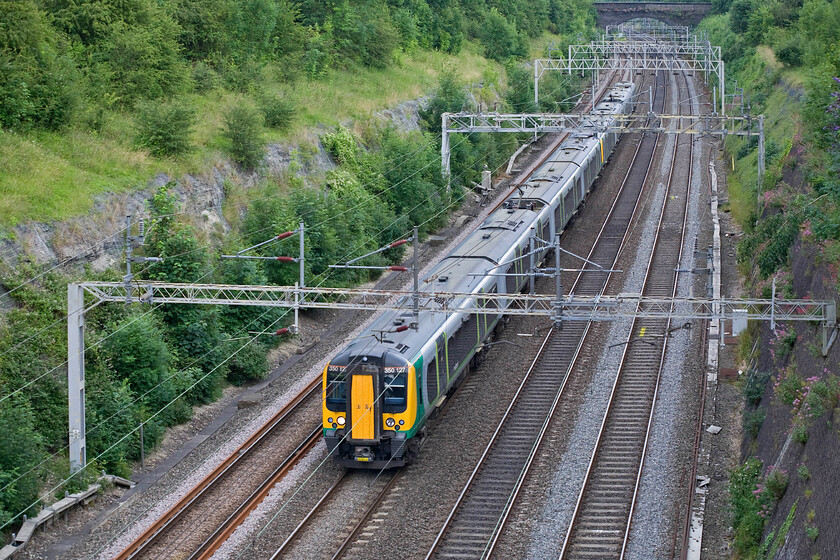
[
  {"x1": 114, "y1": 378, "x2": 323, "y2": 560},
  {"x1": 559, "y1": 69, "x2": 696, "y2": 560},
  {"x1": 269, "y1": 470, "x2": 402, "y2": 559},
  {"x1": 424, "y1": 69, "x2": 669, "y2": 560},
  {"x1": 110, "y1": 70, "x2": 639, "y2": 560}
]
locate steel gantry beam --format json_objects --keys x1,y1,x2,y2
[
  {"x1": 605, "y1": 20, "x2": 691, "y2": 43},
  {"x1": 73, "y1": 280, "x2": 834, "y2": 323},
  {"x1": 441, "y1": 111, "x2": 765, "y2": 184},
  {"x1": 67, "y1": 279, "x2": 836, "y2": 471}
]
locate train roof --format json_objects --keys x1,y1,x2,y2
[{"x1": 329, "y1": 81, "x2": 635, "y2": 365}]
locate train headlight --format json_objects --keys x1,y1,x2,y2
[
  {"x1": 399, "y1": 420, "x2": 405, "y2": 425},
  {"x1": 385, "y1": 417, "x2": 396, "y2": 428},
  {"x1": 328, "y1": 417, "x2": 334, "y2": 424},
  {"x1": 337, "y1": 416, "x2": 345, "y2": 426}
]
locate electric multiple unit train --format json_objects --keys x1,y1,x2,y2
[{"x1": 322, "y1": 82, "x2": 636, "y2": 468}]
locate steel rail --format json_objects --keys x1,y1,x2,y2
[
  {"x1": 269, "y1": 471, "x2": 349, "y2": 559},
  {"x1": 559, "y1": 67, "x2": 695, "y2": 560},
  {"x1": 189, "y1": 426, "x2": 323, "y2": 559},
  {"x1": 114, "y1": 377, "x2": 322, "y2": 560},
  {"x1": 426, "y1": 68, "x2": 669, "y2": 560},
  {"x1": 622, "y1": 69, "x2": 696, "y2": 557},
  {"x1": 330, "y1": 471, "x2": 404, "y2": 560}
]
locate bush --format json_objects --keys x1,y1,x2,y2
[
  {"x1": 135, "y1": 100, "x2": 196, "y2": 157},
  {"x1": 730, "y1": 457, "x2": 765, "y2": 555},
  {"x1": 772, "y1": 363, "x2": 801, "y2": 405},
  {"x1": 260, "y1": 96, "x2": 296, "y2": 130},
  {"x1": 798, "y1": 463, "x2": 810, "y2": 481},
  {"x1": 775, "y1": 42, "x2": 803, "y2": 67},
  {"x1": 226, "y1": 341, "x2": 269, "y2": 385},
  {"x1": 0, "y1": 397, "x2": 45, "y2": 527},
  {"x1": 223, "y1": 103, "x2": 265, "y2": 168},
  {"x1": 765, "y1": 468, "x2": 789, "y2": 500},
  {"x1": 0, "y1": 3, "x2": 78, "y2": 131},
  {"x1": 806, "y1": 524, "x2": 819, "y2": 542},
  {"x1": 744, "y1": 370, "x2": 771, "y2": 406},
  {"x1": 792, "y1": 422, "x2": 809, "y2": 443},
  {"x1": 192, "y1": 62, "x2": 221, "y2": 93},
  {"x1": 744, "y1": 408, "x2": 766, "y2": 438}
]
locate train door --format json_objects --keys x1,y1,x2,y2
[{"x1": 348, "y1": 363, "x2": 380, "y2": 442}]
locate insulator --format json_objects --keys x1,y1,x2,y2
[
  {"x1": 394, "y1": 325, "x2": 409, "y2": 332},
  {"x1": 388, "y1": 266, "x2": 408, "y2": 272},
  {"x1": 275, "y1": 328, "x2": 290, "y2": 336},
  {"x1": 276, "y1": 256, "x2": 296, "y2": 263},
  {"x1": 389, "y1": 239, "x2": 409, "y2": 248},
  {"x1": 276, "y1": 231, "x2": 294, "y2": 240}
]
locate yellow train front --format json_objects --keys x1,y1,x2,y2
[{"x1": 322, "y1": 346, "x2": 421, "y2": 469}]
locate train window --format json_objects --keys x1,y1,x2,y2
[
  {"x1": 425, "y1": 357, "x2": 438, "y2": 403},
  {"x1": 382, "y1": 369, "x2": 407, "y2": 412},
  {"x1": 505, "y1": 263, "x2": 517, "y2": 294},
  {"x1": 325, "y1": 368, "x2": 347, "y2": 411}
]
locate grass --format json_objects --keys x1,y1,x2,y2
[
  {"x1": 725, "y1": 55, "x2": 800, "y2": 226},
  {"x1": 0, "y1": 41, "x2": 502, "y2": 229}
]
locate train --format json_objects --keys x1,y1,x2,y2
[{"x1": 322, "y1": 81, "x2": 636, "y2": 469}]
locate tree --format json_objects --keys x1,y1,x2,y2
[
  {"x1": 729, "y1": 0, "x2": 754, "y2": 34},
  {"x1": 0, "y1": 397, "x2": 45, "y2": 527},
  {"x1": 478, "y1": 9, "x2": 527, "y2": 63},
  {"x1": 99, "y1": 15, "x2": 188, "y2": 103},
  {"x1": 0, "y1": 2, "x2": 78, "y2": 130}
]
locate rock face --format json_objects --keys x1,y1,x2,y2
[{"x1": 0, "y1": 100, "x2": 425, "y2": 273}]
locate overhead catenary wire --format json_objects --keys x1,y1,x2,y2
[
  {"x1": 0, "y1": 310, "x2": 291, "y2": 534},
  {"x1": 84, "y1": 134, "x2": 509, "y2": 554},
  {"x1": 5, "y1": 124, "x2": 511, "y2": 538}
]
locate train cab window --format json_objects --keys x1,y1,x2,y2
[
  {"x1": 325, "y1": 367, "x2": 347, "y2": 411},
  {"x1": 383, "y1": 369, "x2": 407, "y2": 412}
]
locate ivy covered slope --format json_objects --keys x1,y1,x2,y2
[
  {"x1": 0, "y1": 0, "x2": 596, "y2": 535},
  {"x1": 700, "y1": 0, "x2": 840, "y2": 558},
  {"x1": 0, "y1": 0, "x2": 593, "y2": 228}
]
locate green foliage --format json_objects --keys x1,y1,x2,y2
[
  {"x1": 765, "y1": 468, "x2": 789, "y2": 500},
  {"x1": 0, "y1": 3, "x2": 78, "y2": 130},
  {"x1": 730, "y1": 0, "x2": 753, "y2": 34},
  {"x1": 805, "y1": 378, "x2": 839, "y2": 418},
  {"x1": 798, "y1": 463, "x2": 811, "y2": 481},
  {"x1": 737, "y1": 213, "x2": 801, "y2": 279},
  {"x1": 766, "y1": 501, "x2": 798, "y2": 559},
  {"x1": 322, "y1": 126, "x2": 359, "y2": 167},
  {"x1": 97, "y1": 14, "x2": 189, "y2": 104},
  {"x1": 745, "y1": 408, "x2": 766, "y2": 438},
  {"x1": 792, "y1": 421, "x2": 809, "y2": 443},
  {"x1": 223, "y1": 103, "x2": 265, "y2": 168},
  {"x1": 225, "y1": 341, "x2": 269, "y2": 385},
  {"x1": 102, "y1": 314, "x2": 173, "y2": 411},
  {"x1": 134, "y1": 100, "x2": 196, "y2": 157},
  {"x1": 260, "y1": 95, "x2": 296, "y2": 130},
  {"x1": 0, "y1": 397, "x2": 45, "y2": 527},
  {"x1": 744, "y1": 370, "x2": 771, "y2": 406},
  {"x1": 419, "y1": 70, "x2": 470, "y2": 133},
  {"x1": 730, "y1": 457, "x2": 765, "y2": 555},
  {"x1": 806, "y1": 524, "x2": 819, "y2": 542},
  {"x1": 479, "y1": 9, "x2": 527, "y2": 63},
  {"x1": 775, "y1": 366, "x2": 804, "y2": 405}
]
